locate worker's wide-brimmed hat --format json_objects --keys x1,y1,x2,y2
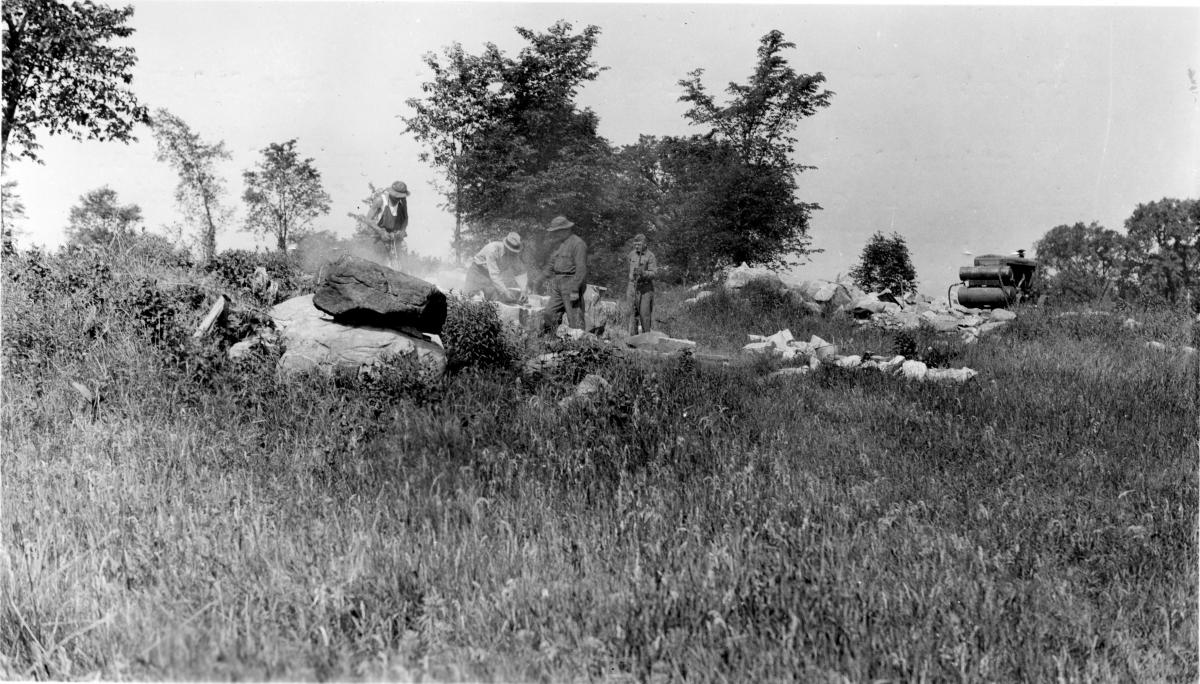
[
  {"x1": 546, "y1": 216, "x2": 574, "y2": 232},
  {"x1": 504, "y1": 232, "x2": 523, "y2": 253},
  {"x1": 386, "y1": 181, "x2": 409, "y2": 198}
]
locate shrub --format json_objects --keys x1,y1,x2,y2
[
  {"x1": 205, "y1": 249, "x2": 305, "y2": 306},
  {"x1": 892, "y1": 325, "x2": 964, "y2": 367},
  {"x1": 440, "y1": 296, "x2": 519, "y2": 372}
]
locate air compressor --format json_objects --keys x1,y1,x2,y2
[{"x1": 950, "y1": 251, "x2": 1037, "y2": 309}]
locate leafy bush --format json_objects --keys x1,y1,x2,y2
[
  {"x1": 205, "y1": 249, "x2": 305, "y2": 305},
  {"x1": 440, "y1": 296, "x2": 519, "y2": 372}
]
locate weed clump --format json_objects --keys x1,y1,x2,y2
[
  {"x1": 892, "y1": 325, "x2": 963, "y2": 367},
  {"x1": 440, "y1": 296, "x2": 519, "y2": 373}
]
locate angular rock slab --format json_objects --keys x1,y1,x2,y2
[
  {"x1": 314, "y1": 255, "x2": 447, "y2": 334},
  {"x1": 270, "y1": 295, "x2": 446, "y2": 378},
  {"x1": 625, "y1": 330, "x2": 698, "y2": 355}
]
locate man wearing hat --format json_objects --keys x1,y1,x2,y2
[
  {"x1": 540, "y1": 215, "x2": 588, "y2": 333},
  {"x1": 363, "y1": 181, "x2": 409, "y2": 267},
  {"x1": 626, "y1": 233, "x2": 658, "y2": 335},
  {"x1": 465, "y1": 232, "x2": 526, "y2": 303}
]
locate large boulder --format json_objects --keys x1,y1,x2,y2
[
  {"x1": 313, "y1": 255, "x2": 447, "y2": 334},
  {"x1": 269, "y1": 295, "x2": 446, "y2": 377}
]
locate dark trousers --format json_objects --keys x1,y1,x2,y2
[
  {"x1": 464, "y1": 263, "x2": 506, "y2": 301},
  {"x1": 543, "y1": 276, "x2": 585, "y2": 334},
  {"x1": 628, "y1": 284, "x2": 654, "y2": 335}
]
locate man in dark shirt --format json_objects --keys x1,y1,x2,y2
[
  {"x1": 364, "y1": 181, "x2": 409, "y2": 267},
  {"x1": 540, "y1": 215, "x2": 587, "y2": 334}
]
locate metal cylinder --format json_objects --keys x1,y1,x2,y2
[
  {"x1": 958, "y1": 286, "x2": 1017, "y2": 309},
  {"x1": 958, "y1": 265, "x2": 1012, "y2": 284}
]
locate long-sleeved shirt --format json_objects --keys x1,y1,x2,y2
[
  {"x1": 628, "y1": 249, "x2": 658, "y2": 287},
  {"x1": 472, "y1": 240, "x2": 525, "y2": 289},
  {"x1": 542, "y1": 233, "x2": 588, "y2": 293}
]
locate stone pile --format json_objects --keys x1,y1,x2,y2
[
  {"x1": 680, "y1": 263, "x2": 1019, "y2": 343},
  {"x1": 743, "y1": 329, "x2": 980, "y2": 384},
  {"x1": 491, "y1": 285, "x2": 620, "y2": 336}
]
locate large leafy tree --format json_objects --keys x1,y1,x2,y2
[
  {"x1": 1033, "y1": 221, "x2": 1130, "y2": 302},
  {"x1": 242, "y1": 139, "x2": 331, "y2": 252},
  {"x1": 1123, "y1": 197, "x2": 1199, "y2": 305},
  {"x1": 1, "y1": 0, "x2": 149, "y2": 163},
  {"x1": 149, "y1": 109, "x2": 231, "y2": 264},
  {"x1": 849, "y1": 231, "x2": 918, "y2": 295},
  {"x1": 404, "y1": 21, "x2": 609, "y2": 256},
  {"x1": 64, "y1": 185, "x2": 142, "y2": 246}
]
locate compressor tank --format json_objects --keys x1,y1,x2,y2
[{"x1": 957, "y1": 285, "x2": 1018, "y2": 308}]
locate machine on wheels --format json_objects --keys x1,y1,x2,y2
[{"x1": 950, "y1": 252, "x2": 1037, "y2": 309}]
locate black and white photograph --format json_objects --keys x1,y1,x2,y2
[{"x1": 2, "y1": 0, "x2": 1197, "y2": 680}]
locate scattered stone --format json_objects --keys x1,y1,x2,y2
[
  {"x1": 990, "y1": 309, "x2": 1017, "y2": 322},
  {"x1": 901, "y1": 360, "x2": 928, "y2": 380},
  {"x1": 765, "y1": 329, "x2": 794, "y2": 349},
  {"x1": 812, "y1": 283, "x2": 838, "y2": 303},
  {"x1": 977, "y1": 321, "x2": 1010, "y2": 335},
  {"x1": 835, "y1": 355, "x2": 862, "y2": 369},
  {"x1": 626, "y1": 330, "x2": 697, "y2": 354},
  {"x1": 684, "y1": 290, "x2": 715, "y2": 305},
  {"x1": 559, "y1": 374, "x2": 610, "y2": 409},
  {"x1": 1145, "y1": 341, "x2": 1168, "y2": 351},
  {"x1": 808, "y1": 335, "x2": 839, "y2": 361},
  {"x1": 765, "y1": 366, "x2": 810, "y2": 381},
  {"x1": 925, "y1": 367, "x2": 979, "y2": 383},
  {"x1": 1182, "y1": 346, "x2": 1197, "y2": 355},
  {"x1": 742, "y1": 340, "x2": 775, "y2": 355}
]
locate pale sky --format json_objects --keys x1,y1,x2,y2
[{"x1": 6, "y1": 2, "x2": 1198, "y2": 293}]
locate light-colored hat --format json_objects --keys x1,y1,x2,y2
[
  {"x1": 631, "y1": 233, "x2": 647, "y2": 245},
  {"x1": 503, "y1": 232, "x2": 522, "y2": 253},
  {"x1": 546, "y1": 216, "x2": 574, "y2": 232},
  {"x1": 386, "y1": 181, "x2": 409, "y2": 198}
]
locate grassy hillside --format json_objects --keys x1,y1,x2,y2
[{"x1": 2, "y1": 246, "x2": 1196, "y2": 681}]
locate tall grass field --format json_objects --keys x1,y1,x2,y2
[{"x1": 2, "y1": 245, "x2": 1196, "y2": 681}]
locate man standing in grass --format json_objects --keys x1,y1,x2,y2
[
  {"x1": 464, "y1": 232, "x2": 526, "y2": 303},
  {"x1": 540, "y1": 215, "x2": 587, "y2": 334},
  {"x1": 627, "y1": 233, "x2": 657, "y2": 335}
]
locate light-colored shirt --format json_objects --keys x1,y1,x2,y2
[{"x1": 472, "y1": 241, "x2": 524, "y2": 289}]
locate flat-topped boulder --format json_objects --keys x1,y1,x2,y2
[{"x1": 313, "y1": 255, "x2": 447, "y2": 334}]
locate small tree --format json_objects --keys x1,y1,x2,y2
[
  {"x1": 150, "y1": 108, "x2": 231, "y2": 264},
  {"x1": 658, "y1": 29, "x2": 833, "y2": 276},
  {"x1": 850, "y1": 231, "x2": 917, "y2": 295},
  {"x1": 65, "y1": 185, "x2": 142, "y2": 246},
  {"x1": 242, "y1": 139, "x2": 331, "y2": 252},
  {"x1": 2, "y1": 0, "x2": 149, "y2": 162}
]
